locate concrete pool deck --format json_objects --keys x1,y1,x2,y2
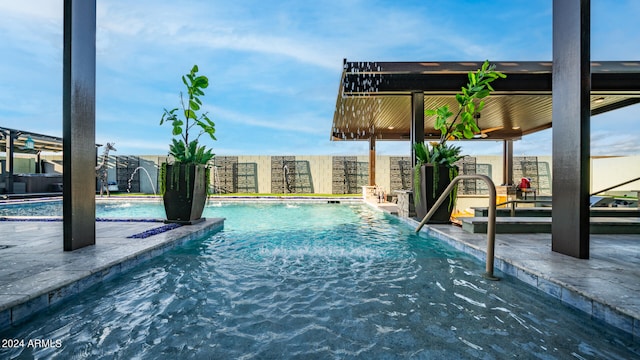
[{"x1": 0, "y1": 218, "x2": 224, "y2": 331}]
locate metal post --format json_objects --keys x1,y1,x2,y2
[
  {"x1": 503, "y1": 140, "x2": 514, "y2": 185},
  {"x1": 369, "y1": 137, "x2": 376, "y2": 186},
  {"x1": 63, "y1": 0, "x2": 97, "y2": 251},
  {"x1": 410, "y1": 92, "x2": 424, "y2": 167},
  {"x1": 4, "y1": 130, "x2": 14, "y2": 193},
  {"x1": 551, "y1": 0, "x2": 590, "y2": 259}
]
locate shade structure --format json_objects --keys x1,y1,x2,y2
[
  {"x1": 0, "y1": 127, "x2": 64, "y2": 154},
  {"x1": 331, "y1": 61, "x2": 640, "y2": 142}
]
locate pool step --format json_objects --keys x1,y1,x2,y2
[
  {"x1": 472, "y1": 206, "x2": 640, "y2": 218},
  {"x1": 460, "y1": 216, "x2": 640, "y2": 234}
]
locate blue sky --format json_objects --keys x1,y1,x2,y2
[{"x1": 1, "y1": 0, "x2": 639, "y2": 157}]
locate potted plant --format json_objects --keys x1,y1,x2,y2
[
  {"x1": 414, "y1": 60, "x2": 505, "y2": 222},
  {"x1": 159, "y1": 65, "x2": 216, "y2": 224}
]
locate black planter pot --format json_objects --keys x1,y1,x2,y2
[
  {"x1": 162, "y1": 163, "x2": 208, "y2": 224},
  {"x1": 414, "y1": 164, "x2": 457, "y2": 224}
]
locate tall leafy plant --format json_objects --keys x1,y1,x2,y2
[
  {"x1": 414, "y1": 60, "x2": 506, "y2": 204},
  {"x1": 159, "y1": 65, "x2": 217, "y2": 196},
  {"x1": 160, "y1": 65, "x2": 216, "y2": 165}
]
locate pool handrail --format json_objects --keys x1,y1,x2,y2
[{"x1": 415, "y1": 174, "x2": 498, "y2": 281}]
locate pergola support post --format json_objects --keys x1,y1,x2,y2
[
  {"x1": 410, "y1": 91, "x2": 424, "y2": 167},
  {"x1": 551, "y1": 0, "x2": 591, "y2": 259},
  {"x1": 3, "y1": 130, "x2": 14, "y2": 193},
  {"x1": 63, "y1": 0, "x2": 97, "y2": 251},
  {"x1": 368, "y1": 137, "x2": 376, "y2": 186},
  {"x1": 503, "y1": 140, "x2": 514, "y2": 185}
]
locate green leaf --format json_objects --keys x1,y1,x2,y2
[
  {"x1": 469, "y1": 120, "x2": 480, "y2": 133},
  {"x1": 477, "y1": 101, "x2": 485, "y2": 112},
  {"x1": 185, "y1": 109, "x2": 197, "y2": 119},
  {"x1": 468, "y1": 102, "x2": 475, "y2": 114},
  {"x1": 477, "y1": 89, "x2": 490, "y2": 99},
  {"x1": 461, "y1": 112, "x2": 473, "y2": 124},
  {"x1": 194, "y1": 76, "x2": 209, "y2": 89}
]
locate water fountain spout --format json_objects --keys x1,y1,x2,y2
[
  {"x1": 212, "y1": 165, "x2": 221, "y2": 194},
  {"x1": 283, "y1": 164, "x2": 291, "y2": 194},
  {"x1": 127, "y1": 166, "x2": 157, "y2": 195}
]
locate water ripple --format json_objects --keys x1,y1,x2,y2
[{"x1": 1, "y1": 203, "x2": 639, "y2": 359}]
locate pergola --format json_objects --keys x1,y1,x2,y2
[
  {"x1": 1, "y1": 127, "x2": 65, "y2": 193},
  {"x1": 331, "y1": 60, "x2": 640, "y2": 185},
  {"x1": 0, "y1": 127, "x2": 64, "y2": 153}
]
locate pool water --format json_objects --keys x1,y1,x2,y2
[
  {"x1": 0, "y1": 201, "x2": 638, "y2": 359},
  {"x1": 0, "y1": 199, "x2": 167, "y2": 219}
]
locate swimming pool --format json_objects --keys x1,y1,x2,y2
[{"x1": 0, "y1": 201, "x2": 638, "y2": 358}]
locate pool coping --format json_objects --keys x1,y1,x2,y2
[{"x1": 0, "y1": 218, "x2": 224, "y2": 331}]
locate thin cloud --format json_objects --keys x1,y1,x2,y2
[
  {"x1": 591, "y1": 131, "x2": 640, "y2": 156},
  {"x1": 0, "y1": 1, "x2": 638, "y2": 157},
  {"x1": 211, "y1": 105, "x2": 326, "y2": 135},
  {"x1": 0, "y1": 1, "x2": 61, "y2": 21}
]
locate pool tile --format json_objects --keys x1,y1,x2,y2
[
  {"x1": 0, "y1": 308, "x2": 10, "y2": 329},
  {"x1": 561, "y1": 288, "x2": 592, "y2": 315},
  {"x1": 48, "y1": 282, "x2": 79, "y2": 306},
  {"x1": 593, "y1": 303, "x2": 634, "y2": 334},
  {"x1": 497, "y1": 260, "x2": 517, "y2": 277},
  {"x1": 11, "y1": 294, "x2": 48, "y2": 325},
  {"x1": 537, "y1": 277, "x2": 562, "y2": 299},
  {"x1": 515, "y1": 268, "x2": 538, "y2": 288}
]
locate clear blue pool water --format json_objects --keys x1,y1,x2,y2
[{"x1": 0, "y1": 200, "x2": 638, "y2": 359}]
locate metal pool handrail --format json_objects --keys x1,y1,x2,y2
[{"x1": 415, "y1": 174, "x2": 499, "y2": 281}]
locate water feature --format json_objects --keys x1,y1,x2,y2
[
  {"x1": 0, "y1": 202, "x2": 638, "y2": 358},
  {"x1": 335, "y1": 61, "x2": 384, "y2": 141},
  {"x1": 283, "y1": 164, "x2": 291, "y2": 193},
  {"x1": 127, "y1": 166, "x2": 156, "y2": 195},
  {"x1": 212, "y1": 165, "x2": 221, "y2": 194}
]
